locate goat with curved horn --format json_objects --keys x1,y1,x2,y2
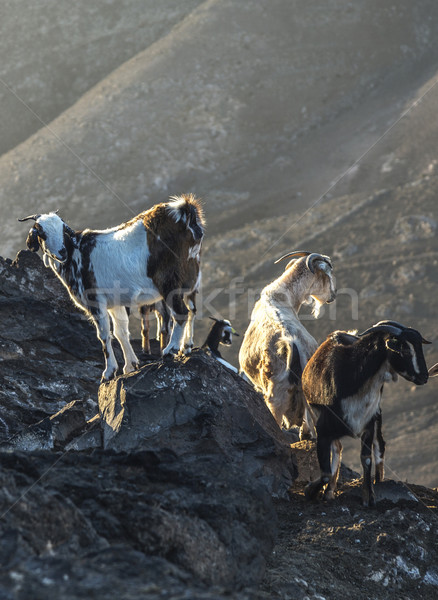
[{"x1": 240, "y1": 248, "x2": 336, "y2": 438}]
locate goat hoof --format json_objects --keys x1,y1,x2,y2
[
  {"x1": 101, "y1": 374, "x2": 113, "y2": 383},
  {"x1": 162, "y1": 344, "x2": 179, "y2": 357},
  {"x1": 374, "y1": 465, "x2": 384, "y2": 484},
  {"x1": 101, "y1": 367, "x2": 117, "y2": 382},
  {"x1": 362, "y1": 494, "x2": 376, "y2": 508},
  {"x1": 281, "y1": 429, "x2": 300, "y2": 444},
  {"x1": 304, "y1": 480, "x2": 321, "y2": 501}
]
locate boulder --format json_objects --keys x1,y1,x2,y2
[{"x1": 98, "y1": 350, "x2": 296, "y2": 499}]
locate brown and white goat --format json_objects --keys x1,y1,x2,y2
[
  {"x1": 239, "y1": 251, "x2": 336, "y2": 437},
  {"x1": 19, "y1": 194, "x2": 205, "y2": 380}
]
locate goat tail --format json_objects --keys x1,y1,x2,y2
[{"x1": 275, "y1": 336, "x2": 303, "y2": 386}]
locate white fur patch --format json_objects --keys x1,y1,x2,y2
[
  {"x1": 340, "y1": 364, "x2": 390, "y2": 437},
  {"x1": 406, "y1": 341, "x2": 420, "y2": 374},
  {"x1": 37, "y1": 213, "x2": 66, "y2": 261},
  {"x1": 166, "y1": 197, "x2": 186, "y2": 223},
  {"x1": 188, "y1": 242, "x2": 202, "y2": 260},
  {"x1": 373, "y1": 443, "x2": 384, "y2": 464},
  {"x1": 91, "y1": 219, "x2": 162, "y2": 308}
]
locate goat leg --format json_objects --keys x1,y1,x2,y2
[
  {"x1": 305, "y1": 435, "x2": 332, "y2": 500},
  {"x1": 162, "y1": 293, "x2": 189, "y2": 356},
  {"x1": 373, "y1": 409, "x2": 385, "y2": 484},
  {"x1": 361, "y1": 422, "x2": 376, "y2": 507},
  {"x1": 324, "y1": 439, "x2": 342, "y2": 500},
  {"x1": 140, "y1": 305, "x2": 152, "y2": 354}
]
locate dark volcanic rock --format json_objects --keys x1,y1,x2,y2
[
  {"x1": 0, "y1": 251, "x2": 102, "y2": 440},
  {"x1": 0, "y1": 250, "x2": 288, "y2": 596},
  {"x1": 0, "y1": 449, "x2": 276, "y2": 598},
  {"x1": 98, "y1": 350, "x2": 296, "y2": 498}
]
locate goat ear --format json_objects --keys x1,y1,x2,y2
[
  {"x1": 385, "y1": 338, "x2": 402, "y2": 354},
  {"x1": 26, "y1": 227, "x2": 41, "y2": 252}
]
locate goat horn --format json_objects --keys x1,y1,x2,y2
[
  {"x1": 359, "y1": 323, "x2": 403, "y2": 337},
  {"x1": 372, "y1": 320, "x2": 407, "y2": 330},
  {"x1": 209, "y1": 316, "x2": 219, "y2": 322},
  {"x1": 428, "y1": 363, "x2": 438, "y2": 377},
  {"x1": 365, "y1": 320, "x2": 431, "y2": 344},
  {"x1": 18, "y1": 214, "x2": 41, "y2": 222},
  {"x1": 305, "y1": 253, "x2": 333, "y2": 274},
  {"x1": 274, "y1": 251, "x2": 310, "y2": 265}
]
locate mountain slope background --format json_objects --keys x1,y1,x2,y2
[{"x1": 0, "y1": 0, "x2": 437, "y2": 485}]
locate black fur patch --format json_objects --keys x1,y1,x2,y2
[
  {"x1": 288, "y1": 343, "x2": 303, "y2": 385},
  {"x1": 303, "y1": 334, "x2": 388, "y2": 407},
  {"x1": 202, "y1": 320, "x2": 226, "y2": 358},
  {"x1": 79, "y1": 232, "x2": 97, "y2": 294}
]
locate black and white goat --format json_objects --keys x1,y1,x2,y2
[
  {"x1": 19, "y1": 195, "x2": 205, "y2": 381},
  {"x1": 239, "y1": 251, "x2": 336, "y2": 437},
  {"x1": 202, "y1": 317, "x2": 239, "y2": 373},
  {"x1": 302, "y1": 320, "x2": 430, "y2": 507}
]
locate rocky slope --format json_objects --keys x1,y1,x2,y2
[{"x1": 0, "y1": 250, "x2": 437, "y2": 599}]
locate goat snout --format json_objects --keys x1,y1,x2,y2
[
  {"x1": 327, "y1": 289, "x2": 337, "y2": 303},
  {"x1": 415, "y1": 372, "x2": 429, "y2": 386},
  {"x1": 46, "y1": 248, "x2": 67, "y2": 263},
  {"x1": 58, "y1": 247, "x2": 68, "y2": 261}
]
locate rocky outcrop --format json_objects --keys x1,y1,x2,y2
[
  {"x1": 0, "y1": 249, "x2": 292, "y2": 596},
  {"x1": 98, "y1": 350, "x2": 296, "y2": 498},
  {"x1": 0, "y1": 251, "x2": 102, "y2": 440}
]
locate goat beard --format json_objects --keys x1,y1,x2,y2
[{"x1": 306, "y1": 296, "x2": 323, "y2": 318}]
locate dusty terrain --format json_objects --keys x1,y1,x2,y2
[{"x1": 262, "y1": 481, "x2": 438, "y2": 600}]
